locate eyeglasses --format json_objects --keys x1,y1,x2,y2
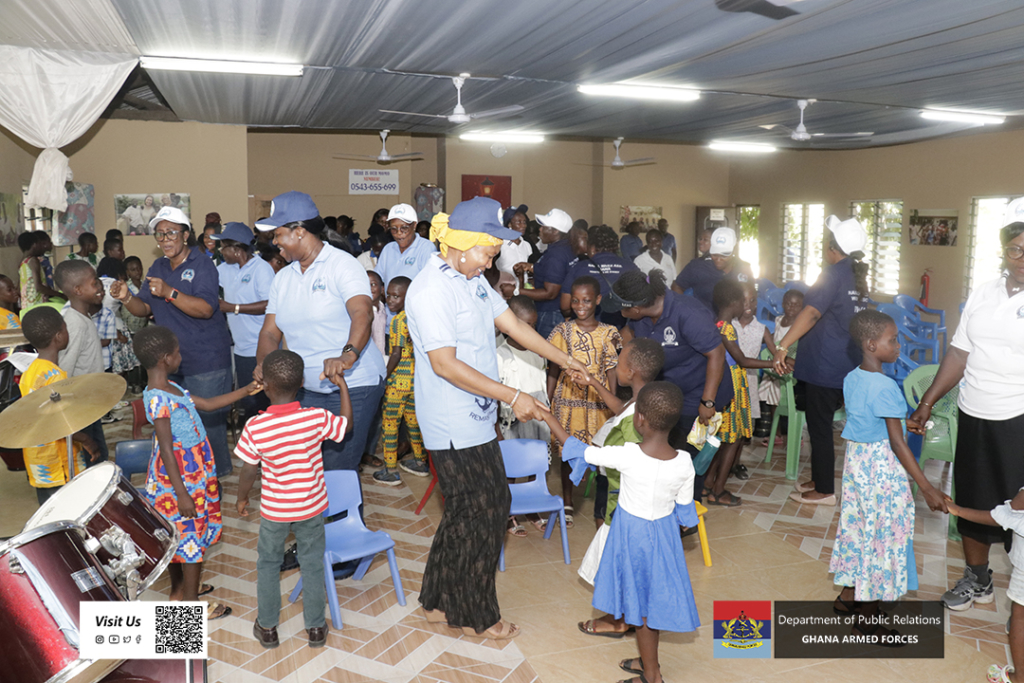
[
  {"x1": 154, "y1": 229, "x2": 182, "y2": 242},
  {"x1": 1005, "y1": 245, "x2": 1024, "y2": 260},
  {"x1": 389, "y1": 224, "x2": 413, "y2": 235}
]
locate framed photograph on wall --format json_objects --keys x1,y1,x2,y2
[
  {"x1": 114, "y1": 193, "x2": 191, "y2": 236},
  {"x1": 461, "y1": 175, "x2": 511, "y2": 209},
  {"x1": 908, "y1": 209, "x2": 957, "y2": 246},
  {"x1": 55, "y1": 182, "x2": 95, "y2": 247},
  {"x1": 619, "y1": 205, "x2": 663, "y2": 232}
]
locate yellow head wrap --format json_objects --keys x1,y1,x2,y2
[{"x1": 430, "y1": 211, "x2": 504, "y2": 257}]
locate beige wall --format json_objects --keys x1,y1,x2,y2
[
  {"x1": 728, "y1": 126, "x2": 1024, "y2": 326},
  {"x1": 247, "y1": 130, "x2": 438, "y2": 230},
  {"x1": 0, "y1": 119, "x2": 249, "y2": 281},
  {"x1": 0, "y1": 129, "x2": 41, "y2": 278}
]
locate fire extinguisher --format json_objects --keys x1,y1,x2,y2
[{"x1": 920, "y1": 269, "x2": 931, "y2": 306}]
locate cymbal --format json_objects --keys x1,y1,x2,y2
[{"x1": 0, "y1": 373, "x2": 127, "y2": 448}]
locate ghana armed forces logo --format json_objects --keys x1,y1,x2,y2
[{"x1": 714, "y1": 601, "x2": 771, "y2": 658}]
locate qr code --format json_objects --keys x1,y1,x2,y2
[{"x1": 155, "y1": 604, "x2": 204, "y2": 654}]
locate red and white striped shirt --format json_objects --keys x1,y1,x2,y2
[{"x1": 235, "y1": 402, "x2": 347, "y2": 522}]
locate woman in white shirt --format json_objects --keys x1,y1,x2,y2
[
  {"x1": 910, "y1": 219, "x2": 1024, "y2": 612},
  {"x1": 495, "y1": 205, "x2": 537, "y2": 293},
  {"x1": 633, "y1": 229, "x2": 676, "y2": 282}
]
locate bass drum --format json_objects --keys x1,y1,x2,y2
[
  {"x1": 100, "y1": 659, "x2": 206, "y2": 683},
  {"x1": 24, "y1": 462, "x2": 178, "y2": 598},
  {"x1": 0, "y1": 521, "x2": 124, "y2": 683}
]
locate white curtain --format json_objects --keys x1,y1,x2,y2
[{"x1": 0, "y1": 46, "x2": 137, "y2": 212}]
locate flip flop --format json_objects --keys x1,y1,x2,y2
[
  {"x1": 619, "y1": 658, "x2": 645, "y2": 676},
  {"x1": 507, "y1": 517, "x2": 527, "y2": 538},
  {"x1": 577, "y1": 620, "x2": 634, "y2": 639},
  {"x1": 462, "y1": 621, "x2": 519, "y2": 640},
  {"x1": 530, "y1": 516, "x2": 547, "y2": 532},
  {"x1": 198, "y1": 583, "x2": 215, "y2": 597},
  {"x1": 707, "y1": 490, "x2": 742, "y2": 507},
  {"x1": 207, "y1": 601, "x2": 232, "y2": 621},
  {"x1": 731, "y1": 463, "x2": 750, "y2": 480}
]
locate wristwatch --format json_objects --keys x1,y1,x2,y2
[
  {"x1": 234, "y1": 304, "x2": 241, "y2": 315},
  {"x1": 164, "y1": 289, "x2": 179, "y2": 303},
  {"x1": 700, "y1": 399, "x2": 716, "y2": 409},
  {"x1": 342, "y1": 343, "x2": 360, "y2": 360}
]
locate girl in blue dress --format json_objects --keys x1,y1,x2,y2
[
  {"x1": 134, "y1": 326, "x2": 260, "y2": 619},
  {"x1": 544, "y1": 382, "x2": 698, "y2": 683},
  {"x1": 830, "y1": 311, "x2": 946, "y2": 635}
]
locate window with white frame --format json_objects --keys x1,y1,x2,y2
[
  {"x1": 737, "y1": 205, "x2": 760, "y2": 279},
  {"x1": 849, "y1": 200, "x2": 903, "y2": 295},
  {"x1": 966, "y1": 196, "x2": 1019, "y2": 297},
  {"x1": 779, "y1": 203, "x2": 825, "y2": 284}
]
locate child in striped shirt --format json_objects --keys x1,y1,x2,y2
[{"x1": 236, "y1": 349, "x2": 352, "y2": 650}]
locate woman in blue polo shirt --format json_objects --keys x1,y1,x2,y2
[
  {"x1": 112, "y1": 206, "x2": 235, "y2": 478},
  {"x1": 407, "y1": 197, "x2": 587, "y2": 641},
  {"x1": 213, "y1": 222, "x2": 276, "y2": 423},
  {"x1": 773, "y1": 216, "x2": 869, "y2": 506},
  {"x1": 254, "y1": 192, "x2": 386, "y2": 472}
]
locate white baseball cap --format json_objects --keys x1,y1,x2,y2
[
  {"x1": 387, "y1": 203, "x2": 418, "y2": 224},
  {"x1": 826, "y1": 215, "x2": 867, "y2": 255},
  {"x1": 709, "y1": 227, "x2": 737, "y2": 256},
  {"x1": 148, "y1": 206, "x2": 191, "y2": 230},
  {"x1": 1005, "y1": 197, "x2": 1024, "y2": 224},
  {"x1": 536, "y1": 208, "x2": 572, "y2": 233}
]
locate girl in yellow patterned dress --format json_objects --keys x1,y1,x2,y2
[
  {"x1": 703, "y1": 279, "x2": 774, "y2": 506},
  {"x1": 548, "y1": 276, "x2": 622, "y2": 527}
]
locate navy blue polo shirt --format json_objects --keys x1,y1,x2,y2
[
  {"x1": 794, "y1": 257, "x2": 866, "y2": 389},
  {"x1": 674, "y1": 257, "x2": 754, "y2": 311},
  {"x1": 561, "y1": 252, "x2": 637, "y2": 296},
  {"x1": 620, "y1": 234, "x2": 643, "y2": 262},
  {"x1": 629, "y1": 292, "x2": 733, "y2": 414},
  {"x1": 139, "y1": 246, "x2": 232, "y2": 376},
  {"x1": 533, "y1": 238, "x2": 574, "y2": 314}
]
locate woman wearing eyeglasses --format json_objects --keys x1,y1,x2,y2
[
  {"x1": 112, "y1": 206, "x2": 235, "y2": 478},
  {"x1": 375, "y1": 203, "x2": 437, "y2": 289},
  {"x1": 908, "y1": 219, "x2": 1024, "y2": 613}
]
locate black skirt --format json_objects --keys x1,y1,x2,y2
[{"x1": 953, "y1": 410, "x2": 1024, "y2": 544}]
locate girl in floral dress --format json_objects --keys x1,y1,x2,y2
[
  {"x1": 830, "y1": 310, "x2": 945, "y2": 635},
  {"x1": 548, "y1": 276, "x2": 622, "y2": 527},
  {"x1": 134, "y1": 325, "x2": 260, "y2": 619}
]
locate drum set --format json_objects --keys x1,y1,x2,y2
[{"x1": 0, "y1": 358, "x2": 205, "y2": 683}]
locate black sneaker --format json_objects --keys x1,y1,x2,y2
[
  {"x1": 399, "y1": 459, "x2": 430, "y2": 477},
  {"x1": 941, "y1": 567, "x2": 994, "y2": 611},
  {"x1": 373, "y1": 467, "x2": 402, "y2": 486},
  {"x1": 280, "y1": 543, "x2": 299, "y2": 572}
]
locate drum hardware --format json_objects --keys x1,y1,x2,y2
[{"x1": 96, "y1": 526, "x2": 146, "y2": 599}]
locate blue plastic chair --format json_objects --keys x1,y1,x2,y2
[
  {"x1": 784, "y1": 281, "x2": 809, "y2": 293},
  {"x1": 755, "y1": 277, "x2": 777, "y2": 293},
  {"x1": 766, "y1": 288, "x2": 785, "y2": 317},
  {"x1": 114, "y1": 439, "x2": 152, "y2": 489},
  {"x1": 498, "y1": 439, "x2": 570, "y2": 571},
  {"x1": 893, "y1": 294, "x2": 946, "y2": 351},
  {"x1": 288, "y1": 470, "x2": 406, "y2": 629},
  {"x1": 881, "y1": 352, "x2": 920, "y2": 390}
]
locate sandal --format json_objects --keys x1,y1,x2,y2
[
  {"x1": 462, "y1": 621, "x2": 520, "y2": 640},
  {"x1": 707, "y1": 490, "x2": 742, "y2": 507},
  {"x1": 361, "y1": 453, "x2": 384, "y2": 468},
  {"x1": 988, "y1": 665, "x2": 1016, "y2": 683},
  {"x1": 833, "y1": 593, "x2": 860, "y2": 615},
  {"x1": 198, "y1": 583, "x2": 215, "y2": 597},
  {"x1": 207, "y1": 601, "x2": 232, "y2": 621},
  {"x1": 530, "y1": 515, "x2": 547, "y2": 532},
  {"x1": 507, "y1": 517, "x2": 527, "y2": 538},
  {"x1": 619, "y1": 658, "x2": 644, "y2": 676},
  {"x1": 577, "y1": 619, "x2": 634, "y2": 639},
  {"x1": 731, "y1": 463, "x2": 750, "y2": 480},
  {"x1": 563, "y1": 506, "x2": 574, "y2": 528}
]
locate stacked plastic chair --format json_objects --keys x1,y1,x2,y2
[{"x1": 894, "y1": 293, "x2": 947, "y2": 352}]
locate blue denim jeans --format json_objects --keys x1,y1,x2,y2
[
  {"x1": 233, "y1": 354, "x2": 269, "y2": 424},
  {"x1": 536, "y1": 310, "x2": 565, "y2": 341},
  {"x1": 171, "y1": 366, "x2": 233, "y2": 478},
  {"x1": 257, "y1": 514, "x2": 326, "y2": 630},
  {"x1": 298, "y1": 378, "x2": 385, "y2": 471}
]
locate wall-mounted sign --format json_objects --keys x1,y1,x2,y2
[{"x1": 348, "y1": 169, "x2": 400, "y2": 195}]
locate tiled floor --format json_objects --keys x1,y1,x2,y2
[{"x1": 0, "y1": 408, "x2": 1013, "y2": 682}]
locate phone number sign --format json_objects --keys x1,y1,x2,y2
[{"x1": 348, "y1": 169, "x2": 400, "y2": 195}]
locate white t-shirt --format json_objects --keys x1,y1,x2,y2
[
  {"x1": 496, "y1": 239, "x2": 534, "y2": 295},
  {"x1": 583, "y1": 442, "x2": 694, "y2": 520},
  {"x1": 633, "y1": 251, "x2": 677, "y2": 282},
  {"x1": 950, "y1": 275, "x2": 1024, "y2": 419}
]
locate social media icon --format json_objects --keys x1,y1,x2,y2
[
  {"x1": 136, "y1": 635, "x2": 142, "y2": 644},
  {"x1": 109, "y1": 635, "x2": 120, "y2": 644},
  {"x1": 95, "y1": 635, "x2": 104, "y2": 644}
]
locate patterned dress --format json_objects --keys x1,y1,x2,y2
[
  {"x1": 20, "y1": 359, "x2": 86, "y2": 488},
  {"x1": 19, "y1": 257, "x2": 44, "y2": 307},
  {"x1": 716, "y1": 321, "x2": 752, "y2": 443},
  {"x1": 0, "y1": 307, "x2": 19, "y2": 329},
  {"x1": 144, "y1": 383, "x2": 223, "y2": 563},
  {"x1": 382, "y1": 310, "x2": 424, "y2": 468},
  {"x1": 547, "y1": 321, "x2": 622, "y2": 457}
]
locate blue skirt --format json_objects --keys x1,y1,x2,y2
[{"x1": 592, "y1": 507, "x2": 700, "y2": 633}]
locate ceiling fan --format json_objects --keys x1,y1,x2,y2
[
  {"x1": 760, "y1": 99, "x2": 873, "y2": 141},
  {"x1": 379, "y1": 73, "x2": 524, "y2": 124},
  {"x1": 332, "y1": 129, "x2": 423, "y2": 164},
  {"x1": 602, "y1": 138, "x2": 656, "y2": 168}
]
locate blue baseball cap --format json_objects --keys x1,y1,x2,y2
[
  {"x1": 255, "y1": 191, "x2": 320, "y2": 231},
  {"x1": 449, "y1": 197, "x2": 521, "y2": 240},
  {"x1": 210, "y1": 221, "x2": 254, "y2": 245}
]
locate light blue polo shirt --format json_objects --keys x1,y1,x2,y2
[
  {"x1": 267, "y1": 244, "x2": 385, "y2": 393},
  {"x1": 376, "y1": 234, "x2": 437, "y2": 288},
  {"x1": 217, "y1": 256, "x2": 276, "y2": 357},
  {"x1": 407, "y1": 254, "x2": 508, "y2": 450}
]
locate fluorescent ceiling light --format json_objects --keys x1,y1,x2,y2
[
  {"x1": 140, "y1": 56, "x2": 304, "y2": 77},
  {"x1": 577, "y1": 84, "x2": 700, "y2": 102},
  {"x1": 708, "y1": 141, "x2": 777, "y2": 153},
  {"x1": 459, "y1": 132, "x2": 545, "y2": 143},
  {"x1": 920, "y1": 110, "x2": 1004, "y2": 125}
]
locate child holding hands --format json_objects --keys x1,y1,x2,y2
[
  {"x1": 235, "y1": 350, "x2": 352, "y2": 650},
  {"x1": 828, "y1": 311, "x2": 945, "y2": 635},
  {"x1": 133, "y1": 325, "x2": 261, "y2": 619},
  {"x1": 543, "y1": 382, "x2": 698, "y2": 683}
]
